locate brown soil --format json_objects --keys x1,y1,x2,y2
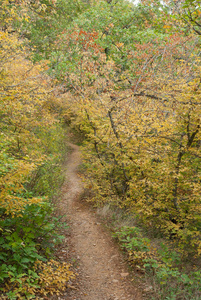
[{"x1": 56, "y1": 142, "x2": 143, "y2": 300}]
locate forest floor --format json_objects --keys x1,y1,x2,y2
[{"x1": 54, "y1": 141, "x2": 143, "y2": 300}]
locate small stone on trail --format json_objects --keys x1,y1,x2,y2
[
  {"x1": 144, "y1": 285, "x2": 153, "y2": 292},
  {"x1": 120, "y1": 272, "x2": 129, "y2": 277}
]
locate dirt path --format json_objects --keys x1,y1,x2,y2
[{"x1": 57, "y1": 143, "x2": 142, "y2": 300}]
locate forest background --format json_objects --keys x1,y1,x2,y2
[{"x1": 0, "y1": 0, "x2": 200, "y2": 299}]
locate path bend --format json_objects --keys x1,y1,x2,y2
[{"x1": 57, "y1": 143, "x2": 142, "y2": 300}]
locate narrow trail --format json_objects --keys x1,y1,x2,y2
[{"x1": 57, "y1": 143, "x2": 142, "y2": 300}]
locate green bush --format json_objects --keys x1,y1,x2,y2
[{"x1": 113, "y1": 226, "x2": 201, "y2": 299}]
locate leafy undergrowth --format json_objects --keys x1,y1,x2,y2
[
  {"x1": 0, "y1": 144, "x2": 76, "y2": 300},
  {"x1": 1, "y1": 259, "x2": 74, "y2": 300},
  {"x1": 112, "y1": 221, "x2": 201, "y2": 300},
  {"x1": 0, "y1": 2, "x2": 75, "y2": 296}
]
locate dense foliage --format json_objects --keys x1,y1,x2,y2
[
  {"x1": 1, "y1": 0, "x2": 200, "y2": 299},
  {"x1": 49, "y1": 0, "x2": 201, "y2": 256},
  {"x1": 43, "y1": 0, "x2": 200, "y2": 298},
  {"x1": 0, "y1": 1, "x2": 75, "y2": 299}
]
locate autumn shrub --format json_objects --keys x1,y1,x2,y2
[
  {"x1": 114, "y1": 226, "x2": 201, "y2": 299},
  {"x1": 0, "y1": 4, "x2": 74, "y2": 297},
  {"x1": 34, "y1": 259, "x2": 75, "y2": 296},
  {"x1": 1, "y1": 259, "x2": 75, "y2": 300},
  {"x1": 51, "y1": 16, "x2": 200, "y2": 255}
]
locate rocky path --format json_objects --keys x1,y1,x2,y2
[{"x1": 57, "y1": 143, "x2": 142, "y2": 300}]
